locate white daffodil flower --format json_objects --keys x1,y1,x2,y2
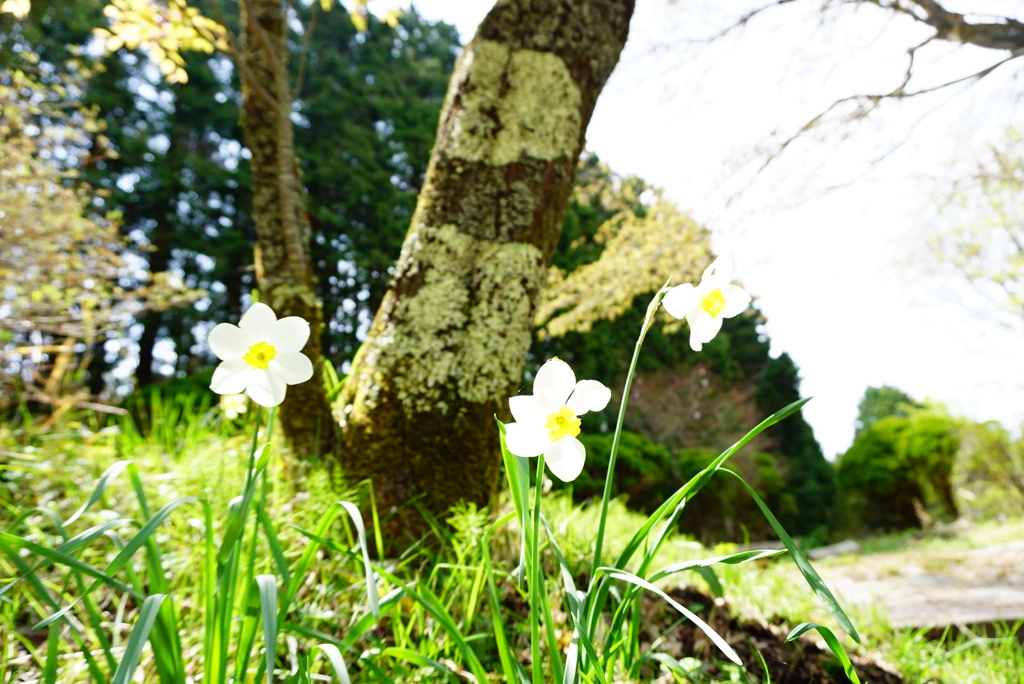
[
  {"x1": 219, "y1": 393, "x2": 248, "y2": 420},
  {"x1": 504, "y1": 358, "x2": 611, "y2": 482},
  {"x1": 207, "y1": 303, "x2": 314, "y2": 407},
  {"x1": 663, "y1": 256, "x2": 752, "y2": 353}
]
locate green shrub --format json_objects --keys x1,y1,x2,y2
[
  {"x1": 837, "y1": 416, "x2": 925, "y2": 531},
  {"x1": 570, "y1": 432, "x2": 797, "y2": 544}
]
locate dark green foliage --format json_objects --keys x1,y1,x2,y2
[
  {"x1": 83, "y1": 40, "x2": 253, "y2": 385},
  {"x1": 901, "y1": 412, "x2": 960, "y2": 519},
  {"x1": 572, "y1": 430, "x2": 674, "y2": 508},
  {"x1": 755, "y1": 353, "x2": 837, "y2": 536},
  {"x1": 26, "y1": 3, "x2": 458, "y2": 385},
  {"x1": 0, "y1": 0, "x2": 102, "y2": 71},
  {"x1": 837, "y1": 410, "x2": 961, "y2": 531},
  {"x1": 672, "y1": 448, "x2": 796, "y2": 544},
  {"x1": 532, "y1": 157, "x2": 835, "y2": 541},
  {"x1": 837, "y1": 417, "x2": 923, "y2": 531},
  {"x1": 567, "y1": 431, "x2": 797, "y2": 544},
  {"x1": 296, "y1": 7, "x2": 460, "y2": 361},
  {"x1": 854, "y1": 385, "x2": 922, "y2": 437}
]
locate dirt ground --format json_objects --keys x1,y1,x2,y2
[
  {"x1": 811, "y1": 540, "x2": 1024, "y2": 629},
  {"x1": 643, "y1": 537, "x2": 1024, "y2": 682},
  {"x1": 639, "y1": 586, "x2": 906, "y2": 683}
]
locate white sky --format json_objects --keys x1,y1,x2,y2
[{"x1": 404, "y1": 0, "x2": 1024, "y2": 458}]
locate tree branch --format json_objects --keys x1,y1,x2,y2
[{"x1": 872, "y1": 0, "x2": 1024, "y2": 53}]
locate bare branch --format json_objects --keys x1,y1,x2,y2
[
  {"x1": 872, "y1": 0, "x2": 1024, "y2": 53},
  {"x1": 750, "y1": 45, "x2": 1019, "y2": 179},
  {"x1": 675, "y1": 0, "x2": 800, "y2": 43}
]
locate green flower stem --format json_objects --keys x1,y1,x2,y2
[
  {"x1": 590, "y1": 285, "x2": 669, "y2": 577},
  {"x1": 242, "y1": 406, "x2": 264, "y2": 492},
  {"x1": 214, "y1": 405, "x2": 264, "y2": 682},
  {"x1": 530, "y1": 454, "x2": 545, "y2": 684}
]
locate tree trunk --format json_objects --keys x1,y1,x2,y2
[
  {"x1": 238, "y1": 0, "x2": 338, "y2": 455},
  {"x1": 338, "y1": 0, "x2": 634, "y2": 544}
]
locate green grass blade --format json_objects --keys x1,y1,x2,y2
[
  {"x1": 110, "y1": 593, "x2": 167, "y2": 684},
  {"x1": 497, "y1": 421, "x2": 531, "y2": 584},
  {"x1": 787, "y1": 623, "x2": 861, "y2": 684},
  {"x1": 374, "y1": 568, "x2": 490, "y2": 683},
  {"x1": 257, "y1": 574, "x2": 279, "y2": 684},
  {"x1": 482, "y1": 512, "x2": 524, "y2": 684},
  {"x1": 723, "y1": 468, "x2": 860, "y2": 643},
  {"x1": 124, "y1": 463, "x2": 186, "y2": 678},
  {"x1": 0, "y1": 539, "x2": 109, "y2": 681},
  {"x1": 381, "y1": 647, "x2": 456, "y2": 679},
  {"x1": 31, "y1": 495, "x2": 196, "y2": 634},
  {"x1": 310, "y1": 643, "x2": 351, "y2": 684},
  {"x1": 0, "y1": 532, "x2": 141, "y2": 601},
  {"x1": 588, "y1": 398, "x2": 813, "y2": 653},
  {"x1": 604, "y1": 569, "x2": 741, "y2": 665},
  {"x1": 539, "y1": 516, "x2": 609, "y2": 684},
  {"x1": 43, "y1": 621, "x2": 59, "y2": 684},
  {"x1": 694, "y1": 566, "x2": 724, "y2": 598},
  {"x1": 65, "y1": 460, "x2": 132, "y2": 526},
  {"x1": 613, "y1": 398, "x2": 810, "y2": 572},
  {"x1": 109, "y1": 496, "x2": 197, "y2": 571},
  {"x1": 281, "y1": 624, "x2": 393, "y2": 682},
  {"x1": 647, "y1": 548, "x2": 787, "y2": 583},
  {"x1": 257, "y1": 506, "x2": 291, "y2": 587},
  {"x1": 632, "y1": 652, "x2": 703, "y2": 680},
  {"x1": 752, "y1": 647, "x2": 772, "y2": 684},
  {"x1": 282, "y1": 502, "x2": 345, "y2": 607},
  {"x1": 0, "y1": 519, "x2": 129, "y2": 601},
  {"x1": 8, "y1": 506, "x2": 68, "y2": 540},
  {"x1": 338, "y1": 500, "x2": 380, "y2": 618}
]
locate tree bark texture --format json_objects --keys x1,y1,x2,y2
[
  {"x1": 239, "y1": 0, "x2": 338, "y2": 455},
  {"x1": 337, "y1": 0, "x2": 635, "y2": 543}
]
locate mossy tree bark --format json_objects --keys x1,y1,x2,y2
[
  {"x1": 337, "y1": 0, "x2": 635, "y2": 543},
  {"x1": 238, "y1": 0, "x2": 338, "y2": 455}
]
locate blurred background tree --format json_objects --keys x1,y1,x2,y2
[
  {"x1": 536, "y1": 156, "x2": 835, "y2": 540},
  {"x1": 926, "y1": 128, "x2": 1024, "y2": 328},
  {"x1": 838, "y1": 388, "x2": 962, "y2": 532},
  {"x1": 1, "y1": 0, "x2": 836, "y2": 544},
  {"x1": 0, "y1": 48, "x2": 200, "y2": 415},
  {"x1": 854, "y1": 384, "x2": 923, "y2": 437},
  {"x1": 954, "y1": 419, "x2": 1024, "y2": 518}
]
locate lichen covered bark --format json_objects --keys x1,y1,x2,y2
[
  {"x1": 338, "y1": 0, "x2": 634, "y2": 543},
  {"x1": 239, "y1": 0, "x2": 338, "y2": 455}
]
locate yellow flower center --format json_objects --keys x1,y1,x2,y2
[
  {"x1": 243, "y1": 341, "x2": 278, "y2": 370},
  {"x1": 700, "y1": 288, "x2": 726, "y2": 318},
  {"x1": 545, "y1": 406, "x2": 581, "y2": 443}
]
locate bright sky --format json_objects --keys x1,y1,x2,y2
[{"x1": 406, "y1": 0, "x2": 1024, "y2": 458}]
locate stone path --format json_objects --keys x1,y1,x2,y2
[{"x1": 811, "y1": 540, "x2": 1024, "y2": 629}]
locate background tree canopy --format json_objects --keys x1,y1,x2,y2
[{"x1": 0, "y1": 0, "x2": 833, "y2": 543}]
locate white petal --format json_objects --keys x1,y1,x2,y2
[
  {"x1": 721, "y1": 285, "x2": 751, "y2": 318},
  {"x1": 509, "y1": 394, "x2": 546, "y2": 425},
  {"x1": 265, "y1": 316, "x2": 311, "y2": 353},
  {"x1": 534, "y1": 358, "x2": 576, "y2": 408},
  {"x1": 688, "y1": 324, "x2": 703, "y2": 353},
  {"x1": 210, "y1": 359, "x2": 250, "y2": 395},
  {"x1": 544, "y1": 436, "x2": 586, "y2": 482},
  {"x1": 695, "y1": 310, "x2": 724, "y2": 344},
  {"x1": 269, "y1": 352, "x2": 313, "y2": 385},
  {"x1": 247, "y1": 369, "x2": 286, "y2": 407},
  {"x1": 504, "y1": 422, "x2": 547, "y2": 458},
  {"x1": 661, "y1": 283, "x2": 698, "y2": 320},
  {"x1": 207, "y1": 323, "x2": 249, "y2": 361},
  {"x1": 238, "y1": 303, "x2": 277, "y2": 339},
  {"x1": 567, "y1": 380, "x2": 611, "y2": 415},
  {"x1": 702, "y1": 256, "x2": 732, "y2": 283}
]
